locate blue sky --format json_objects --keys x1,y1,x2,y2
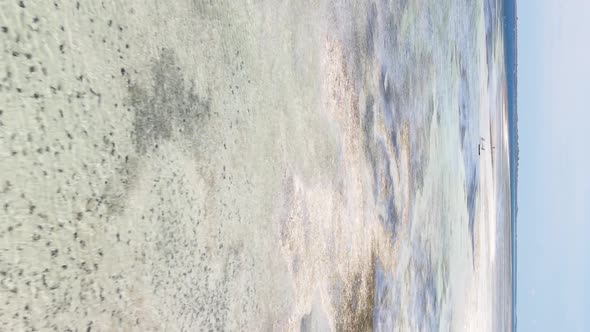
[{"x1": 517, "y1": 0, "x2": 590, "y2": 331}]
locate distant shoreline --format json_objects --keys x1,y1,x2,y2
[{"x1": 501, "y1": 0, "x2": 518, "y2": 330}]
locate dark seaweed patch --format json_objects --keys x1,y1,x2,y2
[{"x1": 129, "y1": 49, "x2": 210, "y2": 154}]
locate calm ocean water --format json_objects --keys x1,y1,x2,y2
[{"x1": 367, "y1": 0, "x2": 513, "y2": 329}]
